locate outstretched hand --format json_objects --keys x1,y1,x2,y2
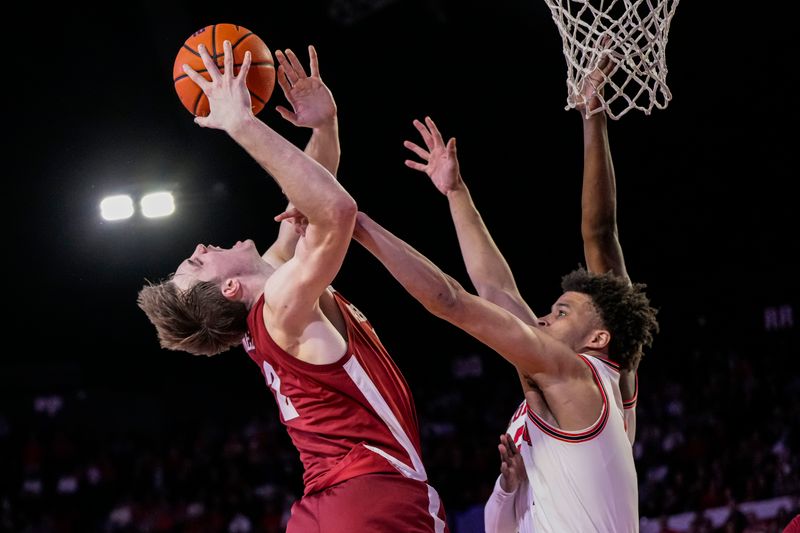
[
  {"x1": 498, "y1": 433, "x2": 527, "y2": 493},
  {"x1": 274, "y1": 45, "x2": 337, "y2": 129},
  {"x1": 404, "y1": 116, "x2": 462, "y2": 196},
  {"x1": 182, "y1": 40, "x2": 254, "y2": 131},
  {"x1": 576, "y1": 35, "x2": 616, "y2": 115}
]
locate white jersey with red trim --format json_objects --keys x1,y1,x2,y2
[
  {"x1": 485, "y1": 361, "x2": 638, "y2": 533},
  {"x1": 484, "y1": 400, "x2": 535, "y2": 533},
  {"x1": 524, "y1": 353, "x2": 638, "y2": 533}
]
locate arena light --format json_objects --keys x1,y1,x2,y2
[
  {"x1": 100, "y1": 195, "x2": 134, "y2": 221},
  {"x1": 141, "y1": 192, "x2": 175, "y2": 218}
]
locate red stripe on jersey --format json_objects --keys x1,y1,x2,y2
[
  {"x1": 591, "y1": 355, "x2": 621, "y2": 372},
  {"x1": 526, "y1": 354, "x2": 609, "y2": 443},
  {"x1": 623, "y1": 372, "x2": 638, "y2": 408}
]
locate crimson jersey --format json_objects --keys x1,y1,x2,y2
[{"x1": 243, "y1": 288, "x2": 430, "y2": 496}]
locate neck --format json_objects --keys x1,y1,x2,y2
[{"x1": 240, "y1": 262, "x2": 274, "y2": 309}]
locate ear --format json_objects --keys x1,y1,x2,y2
[
  {"x1": 221, "y1": 278, "x2": 242, "y2": 301},
  {"x1": 586, "y1": 329, "x2": 611, "y2": 351}
]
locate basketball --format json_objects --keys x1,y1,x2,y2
[{"x1": 173, "y1": 23, "x2": 275, "y2": 117}]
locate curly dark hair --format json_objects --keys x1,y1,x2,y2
[
  {"x1": 137, "y1": 279, "x2": 249, "y2": 356},
  {"x1": 561, "y1": 267, "x2": 659, "y2": 371}
]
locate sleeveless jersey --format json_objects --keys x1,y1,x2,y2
[
  {"x1": 487, "y1": 359, "x2": 638, "y2": 533},
  {"x1": 522, "y1": 353, "x2": 638, "y2": 532},
  {"x1": 243, "y1": 289, "x2": 430, "y2": 496}
]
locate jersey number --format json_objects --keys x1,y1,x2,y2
[{"x1": 262, "y1": 361, "x2": 299, "y2": 421}]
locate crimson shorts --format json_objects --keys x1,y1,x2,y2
[{"x1": 286, "y1": 473, "x2": 449, "y2": 533}]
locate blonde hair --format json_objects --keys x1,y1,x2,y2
[{"x1": 137, "y1": 279, "x2": 248, "y2": 356}]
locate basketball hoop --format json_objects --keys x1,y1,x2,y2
[{"x1": 543, "y1": 0, "x2": 680, "y2": 119}]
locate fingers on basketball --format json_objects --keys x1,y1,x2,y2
[{"x1": 174, "y1": 23, "x2": 276, "y2": 117}]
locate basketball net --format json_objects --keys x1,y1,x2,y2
[{"x1": 544, "y1": 0, "x2": 680, "y2": 119}]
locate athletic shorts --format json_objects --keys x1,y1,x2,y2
[{"x1": 286, "y1": 472, "x2": 449, "y2": 533}]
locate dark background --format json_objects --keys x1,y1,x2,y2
[{"x1": 4, "y1": 0, "x2": 797, "y2": 519}]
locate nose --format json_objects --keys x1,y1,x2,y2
[
  {"x1": 537, "y1": 317, "x2": 549, "y2": 328},
  {"x1": 193, "y1": 244, "x2": 208, "y2": 256}
]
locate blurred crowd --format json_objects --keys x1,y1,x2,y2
[{"x1": 1, "y1": 317, "x2": 797, "y2": 532}]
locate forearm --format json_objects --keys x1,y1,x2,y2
[
  {"x1": 581, "y1": 113, "x2": 627, "y2": 278},
  {"x1": 446, "y1": 185, "x2": 535, "y2": 321},
  {"x1": 228, "y1": 116, "x2": 354, "y2": 222},
  {"x1": 353, "y1": 212, "x2": 461, "y2": 316},
  {"x1": 304, "y1": 119, "x2": 340, "y2": 177},
  {"x1": 446, "y1": 185, "x2": 518, "y2": 295},
  {"x1": 265, "y1": 120, "x2": 340, "y2": 266},
  {"x1": 484, "y1": 476, "x2": 520, "y2": 533},
  {"x1": 263, "y1": 208, "x2": 300, "y2": 267},
  {"x1": 581, "y1": 113, "x2": 615, "y2": 235}
]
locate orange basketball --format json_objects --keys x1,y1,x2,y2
[{"x1": 173, "y1": 23, "x2": 275, "y2": 117}]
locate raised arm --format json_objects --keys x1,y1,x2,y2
[
  {"x1": 577, "y1": 48, "x2": 639, "y2": 417},
  {"x1": 354, "y1": 213, "x2": 584, "y2": 376},
  {"x1": 404, "y1": 117, "x2": 537, "y2": 324},
  {"x1": 275, "y1": 46, "x2": 340, "y2": 176},
  {"x1": 262, "y1": 45, "x2": 340, "y2": 268},
  {"x1": 353, "y1": 212, "x2": 604, "y2": 428},
  {"x1": 578, "y1": 44, "x2": 628, "y2": 281},
  {"x1": 183, "y1": 41, "x2": 356, "y2": 333},
  {"x1": 580, "y1": 112, "x2": 628, "y2": 279}
]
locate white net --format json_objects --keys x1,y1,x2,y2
[{"x1": 544, "y1": 0, "x2": 680, "y2": 119}]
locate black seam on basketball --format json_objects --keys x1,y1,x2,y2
[
  {"x1": 174, "y1": 68, "x2": 210, "y2": 83},
  {"x1": 232, "y1": 33, "x2": 254, "y2": 50},
  {"x1": 250, "y1": 90, "x2": 266, "y2": 105},
  {"x1": 182, "y1": 44, "x2": 201, "y2": 57},
  {"x1": 192, "y1": 90, "x2": 205, "y2": 116},
  {"x1": 211, "y1": 24, "x2": 217, "y2": 61}
]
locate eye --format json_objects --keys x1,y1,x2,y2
[{"x1": 557, "y1": 310, "x2": 567, "y2": 317}]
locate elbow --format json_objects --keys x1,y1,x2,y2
[
  {"x1": 580, "y1": 222, "x2": 618, "y2": 245},
  {"x1": 329, "y1": 195, "x2": 358, "y2": 227},
  {"x1": 474, "y1": 283, "x2": 511, "y2": 302},
  {"x1": 425, "y1": 277, "x2": 465, "y2": 321}
]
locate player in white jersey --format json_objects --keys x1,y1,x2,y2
[
  {"x1": 476, "y1": 55, "x2": 643, "y2": 532},
  {"x1": 486, "y1": 385, "x2": 637, "y2": 532},
  {"x1": 353, "y1": 166, "x2": 656, "y2": 533},
  {"x1": 351, "y1": 51, "x2": 658, "y2": 533}
]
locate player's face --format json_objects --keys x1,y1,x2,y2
[
  {"x1": 536, "y1": 291, "x2": 603, "y2": 350},
  {"x1": 172, "y1": 240, "x2": 260, "y2": 291}
]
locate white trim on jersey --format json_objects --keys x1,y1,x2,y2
[
  {"x1": 343, "y1": 355, "x2": 446, "y2": 533},
  {"x1": 343, "y1": 355, "x2": 427, "y2": 478},
  {"x1": 426, "y1": 485, "x2": 446, "y2": 533}
]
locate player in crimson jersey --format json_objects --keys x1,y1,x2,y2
[{"x1": 138, "y1": 42, "x2": 448, "y2": 532}]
